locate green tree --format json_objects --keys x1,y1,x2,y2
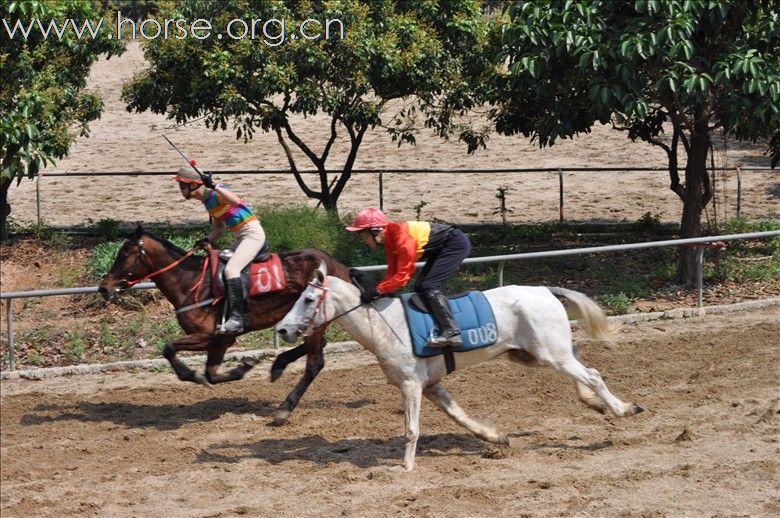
[
  {"x1": 491, "y1": 0, "x2": 779, "y2": 285},
  {"x1": 123, "y1": 0, "x2": 491, "y2": 211},
  {"x1": 0, "y1": 0, "x2": 124, "y2": 241}
]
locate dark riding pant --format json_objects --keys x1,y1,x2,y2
[{"x1": 413, "y1": 228, "x2": 471, "y2": 293}]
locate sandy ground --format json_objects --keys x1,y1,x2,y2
[
  {"x1": 1, "y1": 307, "x2": 778, "y2": 517},
  {"x1": 6, "y1": 42, "x2": 778, "y2": 228}
]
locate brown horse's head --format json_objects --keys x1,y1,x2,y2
[{"x1": 98, "y1": 225, "x2": 169, "y2": 301}]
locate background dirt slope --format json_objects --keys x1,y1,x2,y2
[{"x1": 6, "y1": 43, "x2": 777, "y2": 228}]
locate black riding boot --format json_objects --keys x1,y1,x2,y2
[
  {"x1": 421, "y1": 290, "x2": 463, "y2": 348},
  {"x1": 220, "y1": 278, "x2": 245, "y2": 334}
]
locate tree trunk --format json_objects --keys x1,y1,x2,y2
[
  {"x1": 0, "y1": 179, "x2": 11, "y2": 243},
  {"x1": 319, "y1": 189, "x2": 339, "y2": 212},
  {"x1": 675, "y1": 125, "x2": 712, "y2": 287}
]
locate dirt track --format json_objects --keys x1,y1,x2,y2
[{"x1": 1, "y1": 307, "x2": 778, "y2": 517}]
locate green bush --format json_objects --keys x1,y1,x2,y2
[
  {"x1": 258, "y1": 205, "x2": 384, "y2": 266},
  {"x1": 599, "y1": 292, "x2": 632, "y2": 315}
]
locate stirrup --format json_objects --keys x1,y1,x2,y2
[
  {"x1": 219, "y1": 316, "x2": 244, "y2": 334},
  {"x1": 427, "y1": 332, "x2": 463, "y2": 349}
]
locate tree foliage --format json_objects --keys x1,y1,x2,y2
[
  {"x1": 491, "y1": 0, "x2": 780, "y2": 284},
  {"x1": 0, "y1": 0, "x2": 124, "y2": 240},
  {"x1": 123, "y1": 0, "x2": 491, "y2": 210}
]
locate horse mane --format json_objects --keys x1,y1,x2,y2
[
  {"x1": 134, "y1": 229, "x2": 204, "y2": 272},
  {"x1": 138, "y1": 230, "x2": 187, "y2": 256}
]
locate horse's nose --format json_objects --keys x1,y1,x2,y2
[{"x1": 276, "y1": 326, "x2": 297, "y2": 343}]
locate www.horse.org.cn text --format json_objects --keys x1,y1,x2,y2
[{"x1": 1, "y1": 11, "x2": 347, "y2": 46}]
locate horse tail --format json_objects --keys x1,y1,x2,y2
[{"x1": 547, "y1": 287, "x2": 612, "y2": 341}]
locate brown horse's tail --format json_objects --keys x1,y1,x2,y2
[{"x1": 547, "y1": 287, "x2": 612, "y2": 341}]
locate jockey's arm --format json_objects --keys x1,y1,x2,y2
[
  {"x1": 213, "y1": 184, "x2": 243, "y2": 206},
  {"x1": 206, "y1": 218, "x2": 226, "y2": 242},
  {"x1": 377, "y1": 227, "x2": 417, "y2": 294}
]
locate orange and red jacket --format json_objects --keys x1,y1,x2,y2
[{"x1": 376, "y1": 221, "x2": 452, "y2": 293}]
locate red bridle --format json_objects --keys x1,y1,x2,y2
[
  {"x1": 125, "y1": 238, "x2": 197, "y2": 287},
  {"x1": 303, "y1": 276, "x2": 330, "y2": 332}
]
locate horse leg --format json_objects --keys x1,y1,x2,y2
[
  {"x1": 162, "y1": 333, "x2": 211, "y2": 385},
  {"x1": 572, "y1": 346, "x2": 607, "y2": 413},
  {"x1": 271, "y1": 332, "x2": 325, "y2": 425},
  {"x1": 552, "y1": 355, "x2": 643, "y2": 417},
  {"x1": 203, "y1": 336, "x2": 259, "y2": 383},
  {"x1": 269, "y1": 343, "x2": 308, "y2": 382},
  {"x1": 400, "y1": 380, "x2": 423, "y2": 472},
  {"x1": 423, "y1": 382, "x2": 509, "y2": 446},
  {"x1": 508, "y1": 346, "x2": 608, "y2": 414}
]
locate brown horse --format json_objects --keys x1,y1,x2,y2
[{"x1": 98, "y1": 226, "x2": 351, "y2": 424}]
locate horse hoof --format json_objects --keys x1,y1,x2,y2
[
  {"x1": 193, "y1": 372, "x2": 212, "y2": 388},
  {"x1": 498, "y1": 433, "x2": 510, "y2": 447},
  {"x1": 270, "y1": 409, "x2": 290, "y2": 426},
  {"x1": 241, "y1": 358, "x2": 259, "y2": 371},
  {"x1": 270, "y1": 368, "x2": 284, "y2": 383},
  {"x1": 632, "y1": 404, "x2": 644, "y2": 415}
]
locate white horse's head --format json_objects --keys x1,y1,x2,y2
[{"x1": 276, "y1": 261, "x2": 329, "y2": 343}]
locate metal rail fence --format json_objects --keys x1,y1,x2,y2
[
  {"x1": 2, "y1": 230, "x2": 778, "y2": 372},
  {"x1": 31, "y1": 166, "x2": 776, "y2": 224}
]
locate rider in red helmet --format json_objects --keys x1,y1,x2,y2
[
  {"x1": 346, "y1": 207, "x2": 471, "y2": 348},
  {"x1": 173, "y1": 164, "x2": 266, "y2": 334}
]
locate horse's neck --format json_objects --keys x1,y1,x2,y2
[
  {"x1": 328, "y1": 277, "x2": 395, "y2": 355},
  {"x1": 149, "y1": 247, "x2": 201, "y2": 308}
]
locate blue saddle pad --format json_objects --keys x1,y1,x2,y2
[{"x1": 400, "y1": 291, "x2": 498, "y2": 357}]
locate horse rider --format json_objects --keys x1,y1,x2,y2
[
  {"x1": 346, "y1": 207, "x2": 471, "y2": 348},
  {"x1": 173, "y1": 164, "x2": 266, "y2": 333}
]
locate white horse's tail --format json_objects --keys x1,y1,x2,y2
[{"x1": 547, "y1": 287, "x2": 612, "y2": 341}]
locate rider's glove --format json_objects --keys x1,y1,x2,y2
[
  {"x1": 201, "y1": 174, "x2": 216, "y2": 189},
  {"x1": 195, "y1": 237, "x2": 212, "y2": 249},
  {"x1": 360, "y1": 287, "x2": 381, "y2": 304}
]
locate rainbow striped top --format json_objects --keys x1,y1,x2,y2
[{"x1": 202, "y1": 184, "x2": 257, "y2": 232}]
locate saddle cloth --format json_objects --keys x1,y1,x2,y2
[
  {"x1": 400, "y1": 291, "x2": 498, "y2": 357},
  {"x1": 210, "y1": 248, "x2": 286, "y2": 299}
]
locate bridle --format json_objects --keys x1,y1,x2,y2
[
  {"x1": 121, "y1": 237, "x2": 197, "y2": 289},
  {"x1": 301, "y1": 275, "x2": 330, "y2": 333},
  {"x1": 300, "y1": 274, "x2": 372, "y2": 334}
]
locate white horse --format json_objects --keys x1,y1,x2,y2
[{"x1": 276, "y1": 262, "x2": 643, "y2": 471}]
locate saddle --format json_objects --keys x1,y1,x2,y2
[
  {"x1": 347, "y1": 269, "x2": 499, "y2": 360},
  {"x1": 209, "y1": 242, "x2": 286, "y2": 300},
  {"x1": 400, "y1": 291, "x2": 498, "y2": 358},
  {"x1": 405, "y1": 292, "x2": 469, "y2": 313}
]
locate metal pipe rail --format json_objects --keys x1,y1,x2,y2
[{"x1": 2, "y1": 230, "x2": 778, "y2": 371}]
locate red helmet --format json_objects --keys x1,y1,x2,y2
[{"x1": 345, "y1": 208, "x2": 389, "y2": 232}]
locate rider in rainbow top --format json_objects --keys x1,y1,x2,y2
[{"x1": 173, "y1": 164, "x2": 265, "y2": 334}]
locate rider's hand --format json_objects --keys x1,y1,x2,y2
[
  {"x1": 195, "y1": 237, "x2": 212, "y2": 249},
  {"x1": 201, "y1": 174, "x2": 216, "y2": 189},
  {"x1": 360, "y1": 287, "x2": 381, "y2": 304}
]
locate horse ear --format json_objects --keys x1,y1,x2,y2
[
  {"x1": 317, "y1": 261, "x2": 328, "y2": 281},
  {"x1": 133, "y1": 224, "x2": 143, "y2": 238}
]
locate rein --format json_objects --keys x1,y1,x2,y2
[
  {"x1": 305, "y1": 277, "x2": 366, "y2": 330},
  {"x1": 305, "y1": 279, "x2": 398, "y2": 336},
  {"x1": 126, "y1": 247, "x2": 197, "y2": 287},
  {"x1": 124, "y1": 240, "x2": 215, "y2": 314}
]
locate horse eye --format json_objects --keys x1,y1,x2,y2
[{"x1": 304, "y1": 296, "x2": 314, "y2": 304}]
